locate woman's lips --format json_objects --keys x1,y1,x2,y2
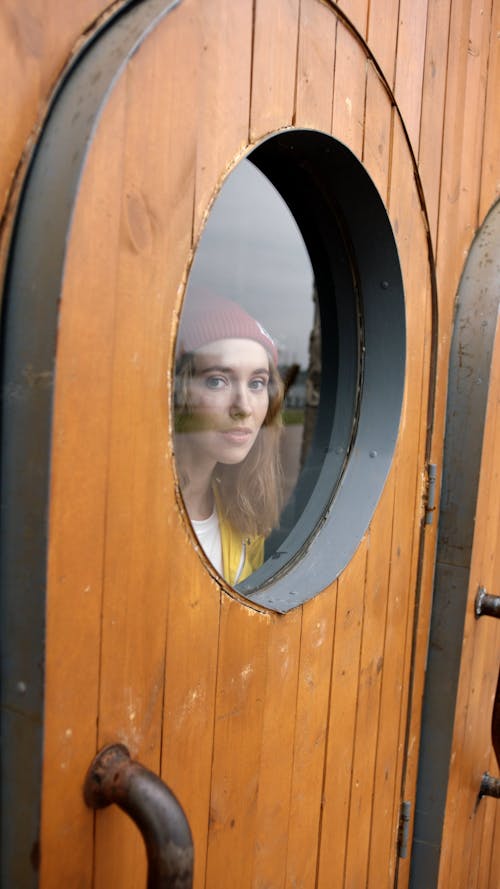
[{"x1": 220, "y1": 427, "x2": 253, "y2": 443}]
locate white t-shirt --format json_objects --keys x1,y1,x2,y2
[{"x1": 191, "y1": 510, "x2": 223, "y2": 575}]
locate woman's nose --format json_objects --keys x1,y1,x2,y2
[{"x1": 230, "y1": 384, "x2": 251, "y2": 416}]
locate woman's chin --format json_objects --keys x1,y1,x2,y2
[{"x1": 217, "y1": 442, "x2": 256, "y2": 464}]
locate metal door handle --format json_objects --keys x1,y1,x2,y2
[
  {"x1": 479, "y1": 667, "x2": 500, "y2": 801},
  {"x1": 84, "y1": 744, "x2": 193, "y2": 888},
  {"x1": 475, "y1": 586, "x2": 500, "y2": 619}
]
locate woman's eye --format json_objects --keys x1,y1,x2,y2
[
  {"x1": 249, "y1": 378, "x2": 267, "y2": 391},
  {"x1": 205, "y1": 375, "x2": 226, "y2": 389}
]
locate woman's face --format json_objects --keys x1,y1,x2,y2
[{"x1": 185, "y1": 337, "x2": 270, "y2": 468}]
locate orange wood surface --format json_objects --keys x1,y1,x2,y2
[
  {"x1": 366, "y1": 0, "x2": 399, "y2": 87},
  {"x1": 417, "y1": 0, "x2": 452, "y2": 248},
  {"x1": 249, "y1": 609, "x2": 302, "y2": 887},
  {"x1": 285, "y1": 592, "x2": 337, "y2": 888},
  {"x1": 39, "y1": 80, "x2": 129, "y2": 887},
  {"x1": 337, "y1": 0, "x2": 368, "y2": 38},
  {"x1": 295, "y1": 0, "x2": 337, "y2": 131},
  {"x1": 362, "y1": 61, "x2": 392, "y2": 202},
  {"x1": 193, "y1": 0, "x2": 253, "y2": 238},
  {"x1": 331, "y1": 22, "x2": 367, "y2": 156},
  {"x1": 1, "y1": 1, "x2": 498, "y2": 888},
  {"x1": 479, "y1": 0, "x2": 500, "y2": 219},
  {"x1": 393, "y1": 0, "x2": 429, "y2": 154},
  {"x1": 250, "y1": 0, "x2": 300, "y2": 140}
]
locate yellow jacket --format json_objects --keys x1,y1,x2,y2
[
  {"x1": 218, "y1": 509, "x2": 264, "y2": 586},
  {"x1": 219, "y1": 515, "x2": 264, "y2": 586},
  {"x1": 212, "y1": 485, "x2": 264, "y2": 585}
]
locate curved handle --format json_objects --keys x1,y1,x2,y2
[
  {"x1": 83, "y1": 744, "x2": 193, "y2": 889},
  {"x1": 475, "y1": 586, "x2": 500, "y2": 619},
  {"x1": 478, "y1": 668, "x2": 500, "y2": 801}
]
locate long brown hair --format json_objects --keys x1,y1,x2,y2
[{"x1": 174, "y1": 353, "x2": 284, "y2": 538}]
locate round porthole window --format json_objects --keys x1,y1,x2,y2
[{"x1": 173, "y1": 129, "x2": 405, "y2": 612}]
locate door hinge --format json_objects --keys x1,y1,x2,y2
[
  {"x1": 423, "y1": 462, "x2": 438, "y2": 525},
  {"x1": 397, "y1": 800, "x2": 412, "y2": 858}
]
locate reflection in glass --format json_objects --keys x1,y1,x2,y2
[
  {"x1": 174, "y1": 295, "x2": 284, "y2": 584},
  {"x1": 174, "y1": 158, "x2": 318, "y2": 586}
]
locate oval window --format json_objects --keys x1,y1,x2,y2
[{"x1": 173, "y1": 130, "x2": 405, "y2": 612}]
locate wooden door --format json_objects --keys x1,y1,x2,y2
[
  {"x1": 436, "y1": 318, "x2": 500, "y2": 889},
  {"x1": 2, "y1": 2, "x2": 436, "y2": 887}
]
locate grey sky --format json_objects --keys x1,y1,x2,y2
[{"x1": 187, "y1": 159, "x2": 314, "y2": 366}]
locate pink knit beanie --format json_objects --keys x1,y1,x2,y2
[{"x1": 177, "y1": 294, "x2": 278, "y2": 366}]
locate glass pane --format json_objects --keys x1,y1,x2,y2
[{"x1": 173, "y1": 158, "x2": 319, "y2": 588}]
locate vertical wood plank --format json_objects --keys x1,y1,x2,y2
[
  {"x1": 39, "y1": 81, "x2": 127, "y2": 889},
  {"x1": 417, "y1": 0, "x2": 452, "y2": 247},
  {"x1": 251, "y1": 0, "x2": 300, "y2": 140},
  {"x1": 285, "y1": 590, "x2": 337, "y2": 889},
  {"x1": 435, "y1": 0, "x2": 492, "y2": 327},
  {"x1": 337, "y1": 0, "x2": 369, "y2": 38},
  {"x1": 160, "y1": 536, "x2": 221, "y2": 889},
  {"x1": 317, "y1": 539, "x2": 369, "y2": 889},
  {"x1": 331, "y1": 21, "x2": 367, "y2": 155},
  {"x1": 479, "y1": 0, "x2": 500, "y2": 220},
  {"x1": 366, "y1": 0, "x2": 399, "y2": 86},
  {"x1": 250, "y1": 610, "x2": 302, "y2": 888},
  {"x1": 193, "y1": 0, "x2": 253, "y2": 236},
  {"x1": 205, "y1": 597, "x2": 270, "y2": 889},
  {"x1": 362, "y1": 62, "x2": 392, "y2": 202},
  {"x1": 295, "y1": 0, "x2": 337, "y2": 131},
  {"x1": 487, "y1": 780, "x2": 500, "y2": 887},
  {"x1": 393, "y1": 0, "x2": 429, "y2": 154},
  {"x1": 343, "y1": 474, "x2": 395, "y2": 888}
]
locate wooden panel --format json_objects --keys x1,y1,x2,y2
[
  {"x1": 250, "y1": 0, "x2": 300, "y2": 139},
  {"x1": 337, "y1": 0, "x2": 369, "y2": 38},
  {"x1": 250, "y1": 610, "x2": 302, "y2": 887},
  {"x1": 366, "y1": 0, "x2": 399, "y2": 86},
  {"x1": 435, "y1": 0, "x2": 492, "y2": 328},
  {"x1": 331, "y1": 21, "x2": 367, "y2": 153},
  {"x1": 205, "y1": 598, "x2": 270, "y2": 889},
  {"x1": 344, "y1": 473, "x2": 396, "y2": 888},
  {"x1": 417, "y1": 0, "x2": 452, "y2": 247},
  {"x1": 479, "y1": 0, "x2": 500, "y2": 219},
  {"x1": 317, "y1": 539, "x2": 368, "y2": 889},
  {"x1": 295, "y1": 0, "x2": 337, "y2": 131},
  {"x1": 386, "y1": 116, "x2": 435, "y2": 889},
  {"x1": 393, "y1": 0, "x2": 429, "y2": 153},
  {"x1": 193, "y1": 0, "x2": 253, "y2": 235},
  {"x1": 285, "y1": 591, "x2": 337, "y2": 888},
  {"x1": 362, "y1": 62, "x2": 392, "y2": 202},
  {"x1": 40, "y1": 80, "x2": 128, "y2": 889},
  {"x1": 437, "y1": 315, "x2": 500, "y2": 889},
  {"x1": 160, "y1": 550, "x2": 221, "y2": 889}
]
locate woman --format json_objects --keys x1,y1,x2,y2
[{"x1": 174, "y1": 295, "x2": 284, "y2": 585}]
